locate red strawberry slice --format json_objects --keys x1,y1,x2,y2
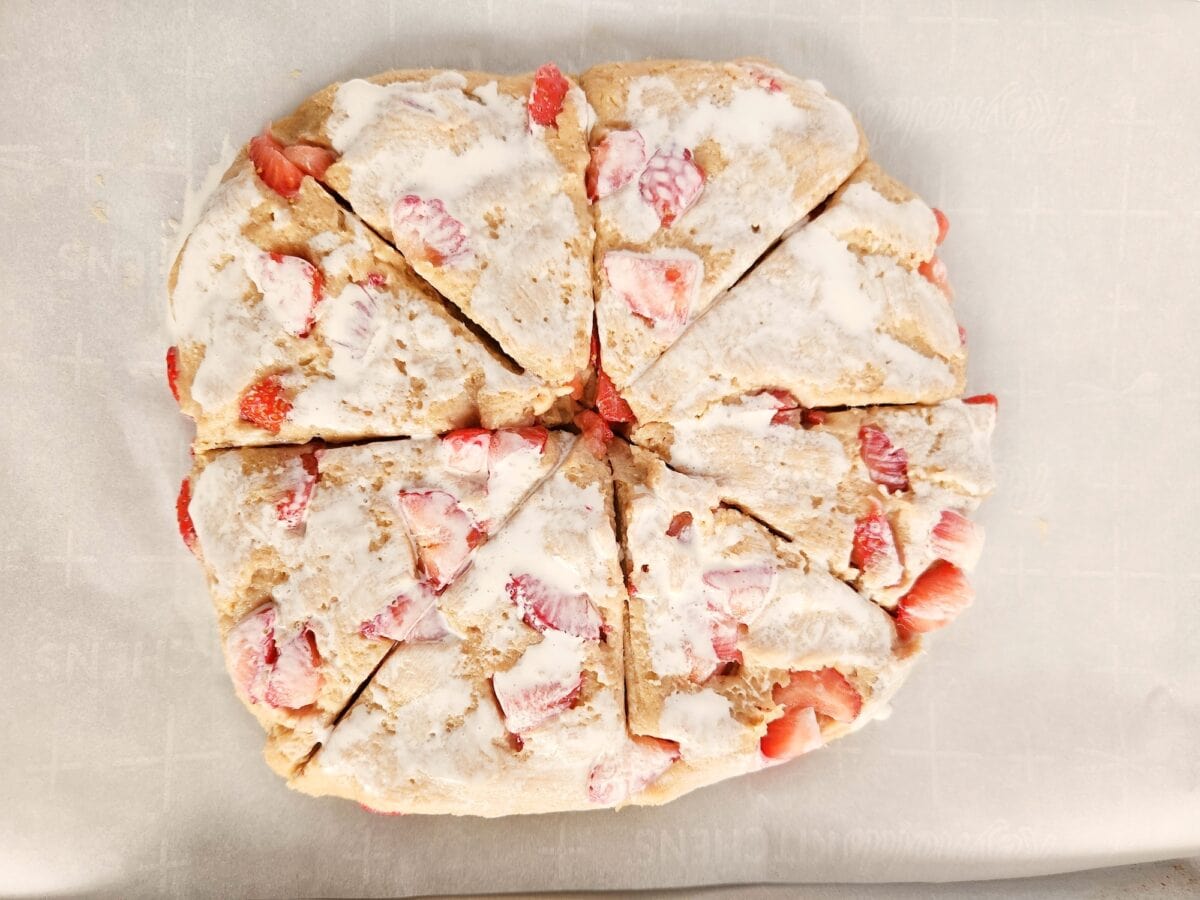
[
  {"x1": 264, "y1": 625, "x2": 322, "y2": 709},
  {"x1": 247, "y1": 252, "x2": 324, "y2": 337},
  {"x1": 492, "y1": 670, "x2": 583, "y2": 734},
  {"x1": 226, "y1": 604, "x2": 278, "y2": 705},
  {"x1": 932, "y1": 207, "x2": 950, "y2": 245},
  {"x1": 575, "y1": 410, "x2": 613, "y2": 459},
  {"x1": 602, "y1": 252, "x2": 699, "y2": 335},
  {"x1": 595, "y1": 367, "x2": 636, "y2": 424},
  {"x1": 684, "y1": 638, "x2": 720, "y2": 685},
  {"x1": 527, "y1": 62, "x2": 570, "y2": 128},
  {"x1": 930, "y1": 510, "x2": 984, "y2": 570},
  {"x1": 851, "y1": 501, "x2": 903, "y2": 587},
  {"x1": 586, "y1": 736, "x2": 680, "y2": 805},
  {"x1": 702, "y1": 565, "x2": 775, "y2": 620},
  {"x1": 964, "y1": 393, "x2": 998, "y2": 408},
  {"x1": 801, "y1": 408, "x2": 827, "y2": 429},
  {"x1": 275, "y1": 452, "x2": 320, "y2": 529},
  {"x1": 281, "y1": 144, "x2": 338, "y2": 179},
  {"x1": 239, "y1": 375, "x2": 292, "y2": 434},
  {"x1": 638, "y1": 146, "x2": 705, "y2": 227},
  {"x1": 390, "y1": 195, "x2": 470, "y2": 267},
  {"x1": 489, "y1": 426, "x2": 549, "y2": 463},
  {"x1": 741, "y1": 63, "x2": 785, "y2": 93},
  {"x1": 166, "y1": 346, "x2": 181, "y2": 403},
  {"x1": 894, "y1": 559, "x2": 974, "y2": 639},
  {"x1": 586, "y1": 129, "x2": 647, "y2": 201},
  {"x1": 441, "y1": 427, "x2": 491, "y2": 477},
  {"x1": 753, "y1": 388, "x2": 803, "y2": 426},
  {"x1": 508, "y1": 573, "x2": 604, "y2": 641},
  {"x1": 359, "y1": 585, "x2": 439, "y2": 642},
  {"x1": 708, "y1": 611, "x2": 742, "y2": 665},
  {"x1": 858, "y1": 424, "x2": 910, "y2": 493},
  {"x1": 248, "y1": 131, "x2": 304, "y2": 199},
  {"x1": 760, "y1": 705, "x2": 823, "y2": 760},
  {"x1": 397, "y1": 490, "x2": 484, "y2": 590},
  {"x1": 176, "y1": 477, "x2": 198, "y2": 555},
  {"x1": 666, "y1": 511, "x2": 693, "y2": 540},
  {"x1": 918, "y1": 255, "x2": 953, "y2": 298},
  {"x1": 772, "y1": 667, "x2": 863, "y2": 723}
]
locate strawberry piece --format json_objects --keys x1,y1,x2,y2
[
  {"x1": 575, "y1": 410, "x2": 613, "y2": 458},
  {"x1": 858, "y1": 424, "x2": 910, "y2": 493},
  {"x1": 226, "y1": 605, "x2": 277, "y2": 705},
  {"x1": 958, "y1": 325, "x2": 968, "y2": 346},
  {"x1": 326, "y1": 282, "x2": 382, "y2": 360},
  {"x1": 390, "y1": 195, "x2": 470, "y2": 267},
  {"x1": 492, "y1": 670, "x2": 583, "y2": 734},
  {"x1": 248, "y1": 131, "x2": 304, "y2": 199},
  {"x1": 665, "y1": 511, "x2": 693, "y2": 540},
  {"x1": 760, "y1": 705, "x2": 823, "y2": 760},
  {"x1": 932, "y1": 207, "x2": 950, "y2": 245},
  {"x1": 508, "y1": 573, "x2": 604, "y2": 641},
  {"x1": 166, "y1": 346, "x2": 181, "y2": 403},
  {"x1": 275, "y1": 452, "x2": 320, "y2": 529},
  {"x1": 246, "y1": 252, "x2": 324, "y2": 337},
  {"x1": 358, "y1": 804, "x2": 407, "y2": 816},
  {"x1": 239, "y1": 375, "x2": 292, "y2": 434},
  {"x1": 741, "y1": 63, "x2": 785, "y2": 93},
  {"x1": 801, "y1": 408, "x2": 827, "y2": 429},
  {"x1": 527, "y1": 62, "x2": 570, "y2": 128},
  {"x1": 397, "y1": 490, "x2": 484, "y2": 590},
  {"x1": 405, "y1": 604, "x2": 451, "y2": 642},
  {"x1": 602, "y1": 252, "x2": 699, "y2": 336},
  {"x1": 918, "y1": 255, "x2": 953, "y2": 298},
  {"x1": 964, "y1": 393, "x2": 998, "y2": 408},
  {"x1": 683, "y1": 637, "x2": 721, "y2": 685},
  {"x1": 708, "y1": 611, "x2": 742, "y2": 665},
  {"x1": 753, "y1": 388, "x2": 803, "y2": 426},
  {"x1": 894, "y1": 559, "x2": 974, "y2": 639},
  {"x1": 281, "y1": 144, "x2": 338, "y2": 179},
  {"x1": 702, "y1": 565, "x2": 775, "y2": 621},
  {"x1": 586, "y1": 129, "x2": 648, "y2": 201},
  {"x1": 587, "y1": 736, "x2": 680, "y2": 805},
  {"x1": 638, "y1": 146, "x2": 705, "y2": 227},
  {"x1": 595, "y1": 367, "x2": 636, "y2": 424},
  {"x1": 489, "y1": 426, "x2": 549, "y2": 462},
  {"x1": 930, "y1": 510, "x2": 984, "y2": 571},
  {"x1": 772, "y1": 667, "x2": 863, "y2": 723},
  {"x1": 441, "y1": 427, "x2": 491, "y2": 477},
  {"x1": 176, "y1": 477, "x2": 198, "y2": 555},
  {"x1": 264, "y1": 625, "x2": 322, "y2": 709},
  {"x1": 851, "y1": 501, "x2": 903, "y2": 587},
  {"x1": 359, "y1": 585, "x2": 439, "y2": 642}
]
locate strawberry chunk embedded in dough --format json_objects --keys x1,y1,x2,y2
[
  {"x1": 441, "y1": 427, "x2": 492, "y2": 477},
  {"x1": 492, "y1": 669, "x2": 583, "y2": 735},
  {"x1": 527, "y1": 63, "x2": 570, "y2": 128},
  {"x1": 665, "y1": 511, "x2": 693, "y2": 540},
  {"x1": 586, "y1": 129, "x2": 647, "y2": 201},
  {"x1": 586, "y1": 736, "x2": 681, "y2": 805},
  {"x1": 930, "y1": 509, "x2": 984, "y2": 570},
  {"x1": 708, "y1": 611, "x2": 743, "y2": 666},
  {"x1": 248, "y1": 131, "x2": 304, "y2": 199},
  {"x1": 166, "y1": 346, "x2": 181, "y2": 403},
  {"x1": 390, "y1": 195, "x2": 470, "y2": 267},
  {"x1": 602, "y1": 251, "x2": 699, "y2": 336},
  {"x1": 894, "y1": 559, "x2": 974, "y2": 639},
  {"x1": 760, "y1": 705, "x2": 823, "y2": 760},
  {"x1": 359, "y1": 585, "x2": 443, "y2": 643},
  {"x1": 226, "y1": 605, "x2": 278, "y2": 705},
  {"x1": 595, "y1": 367, "x2": 636, "y2": 424},
  {"x1": 932, "y1": 207, "x2": 950, "y2": 245},
  {"x1": 963, "y1": 393, "x2": 998, "y2": 408},
  {"x1": 275, "y1": 452, "x2": 320, "y2": 529},
  {"x1": 508, "y1": 573, "x2": 604, "y2": 642},
  {"x1": 638, "y1": 146, "x2": 705, "y2": 227},
  {"x1": 702, "y1": 565, "x2": 775, "y2": 621},
  {"x1": 575, "y1": 410, "x2": 613, "y2": 459},
  {"x1": 281, "y1": 144, "x2": 338, "y2": 179},
  {"x1": 772, "y1": 667, "x2": 863, "y2": 724},
  {"x1": 851, "y1": 501, "x2": 903, "y2": 587},
  {"x1": 264, "y1": 625, "x2": 322, "y2": 709},
  {"x1": 176, "y1": 477, "x2": 198, "y2": 555},
  {"x1": 397, "y1": 490, "x2": 484, "y2": 590},
  {"x1": 489, "y1": 426, "x2": 549, "y2": 462},
  {"x1": 858, "y1": 424, "x2": 910, "y2": 493},
  {"x1": 247, "y1": 252, "x2": 324, "y2": 338},
  {"x1": 239, "y1": 375, "x2": 292, "y2": 434},
  {"x1": 918, "y1": 254, "x2": 953, "y2": 298}
]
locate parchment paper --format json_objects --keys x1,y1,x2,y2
[{"x1": 2, "y1": 0, "x2": 1198, "y2": 896}]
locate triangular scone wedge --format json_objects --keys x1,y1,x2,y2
[
  {"x1": 580, "y1": 59, "x2": 867, "y2": 390},
  {"x1": 622, "y1": 161, "x2": 967, "y2": 423},
  {"x1": 269, "y1": 66, "x2": 594, "y2": 390},
  {"x1": 170, "y1": 157, "x2": 554, "y2": 452},
  {"x1": 290, "y1": 441, "x2": 673, "y2": 815},
  {"x1": 181, "y1": 427, "x2": 568, "y2": 776},
  {"x1": 633, "y1": 397, "x2": 997, "y2": 608},
  {"x1": 610, "y1": 442, "x2": 917, "y2": 804}
]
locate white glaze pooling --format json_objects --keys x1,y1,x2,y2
[
  {"x1": 659, "y1": 690, "x2": 745, "y2": 759},
  {"x1": 326, "y1": 74, "x2": 593, "y2": 384}
]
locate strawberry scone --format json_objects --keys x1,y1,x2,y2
[
  {"x1": 609, "y1": 443, "x2": 917, "y2": 797},
  {"x1": 179, "y1": 427, "x2": 567, "y2": 774},
  {"x1": 581, "y1": 59, "x2": 866, "y2": 391},
  {"x1": 266, "y1": 65, "x2": 595, "y2": 392},
  {"x1": 290, "y1": 440, "x2": 678, "y2": 814},
  {"x1": 633, "y1": 397, "x2": 996, "y2": 612},
  {"x1": 622, "y1": 161, "x2": 966, "y2": 423},
  {"x1": 170, "y1": 156, "x2": 554, "y2": 451}
]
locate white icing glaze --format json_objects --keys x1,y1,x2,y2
[{"x1": 658, "y1": 690, "x2": 744, "y2": 759}]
